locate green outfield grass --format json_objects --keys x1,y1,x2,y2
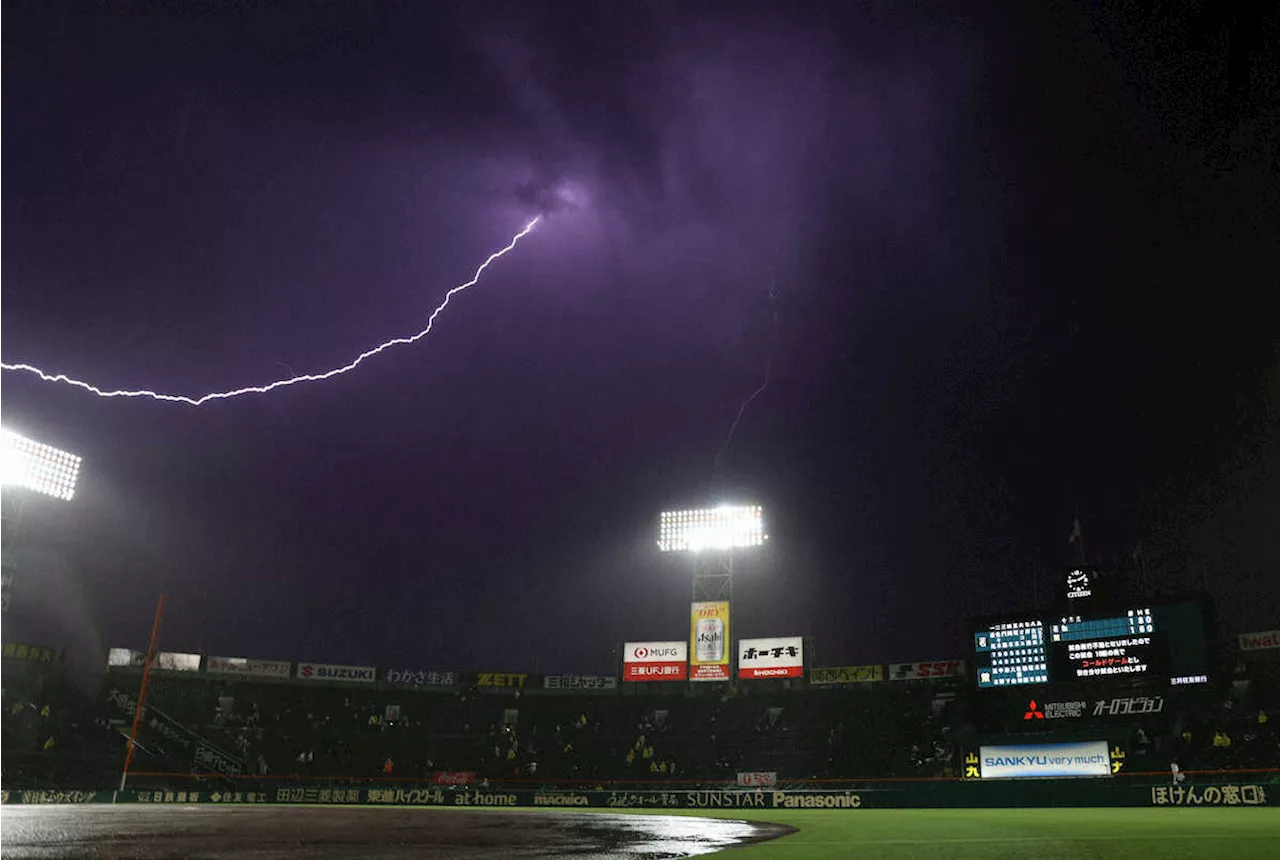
[{"x1": 671, "y1": 807, "x2": 1280, "y2": 860}]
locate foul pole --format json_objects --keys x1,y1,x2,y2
[{"x1": 119, "y1": 594, "x2": 166, "y2": 792}]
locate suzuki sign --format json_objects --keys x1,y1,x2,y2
[{"x1": 296, "y1": 662, "x2": 376, "y2": 684}]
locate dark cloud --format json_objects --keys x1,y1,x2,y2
[{"x1": 3, "y1": 2, "x2": 1277, "y2": 680}]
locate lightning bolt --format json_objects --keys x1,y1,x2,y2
[
  {"x1": 712, "y1": 276, "x2": 778, "y2": 483},
  {"x1": 1, "y1": 218, "x2": 540, "y2": 406}
]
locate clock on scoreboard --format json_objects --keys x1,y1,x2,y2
[{"x1": 971, "y1": 597, "x2": 1210, "y2": 688}]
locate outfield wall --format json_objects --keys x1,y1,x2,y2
[{"x1": 2, "y1": 781, "x2": 1272, "y2": 809}]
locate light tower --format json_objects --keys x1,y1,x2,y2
[
  {"x1": 658, "y1": 504, "x2": 766, "y2": 681},
  {"x1": 1, "y1": 427, "x2": 83, "y2": 611}
]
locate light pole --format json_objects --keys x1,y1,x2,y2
[
  {"x1": 1, "y1": 427, "x2": 83, "y2": 611},
  {"x1": 658, "y1": 504, "x2": 766, "y2": 682}
]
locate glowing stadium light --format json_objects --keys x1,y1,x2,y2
[
  {"x1": 1, "y1": 428, "x2": 82, "y2": 501},
  {"x1": 658, "y1": 505, "x2": 766, "y2": 553},
  {"x1": 0, "y1": 218, "x2": 540, "y2": 406}
]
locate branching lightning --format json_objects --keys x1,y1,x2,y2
[
  {"x1": 712, "y1": 276, "x2": 779, "y2": 482},
  {"x1": 1, "y1": 218, "x2": 541, "y2": 406}
]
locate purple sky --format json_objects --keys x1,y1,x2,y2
[{"x1": 3, "y1": 2, "x2": 1277, "y2": 681}]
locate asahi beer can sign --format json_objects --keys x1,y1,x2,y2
[
  {"x1": 696, "y1": 618, "x2": 725, "y2": 662},
  {"x1": 689, "y1": 602, "x2": 731, "y2": 681}
]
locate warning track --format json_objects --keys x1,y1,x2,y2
[{"x1": 0, "y1": 804, "x2": 792, "y2": 859}]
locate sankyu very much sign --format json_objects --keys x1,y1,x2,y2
[
  {"x1": 738, "y1": 637, "x2": 804, "y2": 679},
  {"x1": 206, "y1": 656, "x2": 292, "y2": 679},
  {"x1": 1239, "y1": 630, "x2": 1280, "y2": 652},
  {"x1": 623, "y1": 641, "x2": 687, "y2": 682},
  {"x1": 888, "y1": 660, "x2": 965, "y2": 680},
  {"x1": 296, "y1": 662, "x2": 375, "y2": 684},
  {"x1": 980, "y1": 740, "x2": 1111, "y2": 779},
  {"x1": 690, "y1": 602, "x2": 731, "y2": 681}
]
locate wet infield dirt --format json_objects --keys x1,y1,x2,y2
[{"x1": 0, "y1": 804, "x2": 795, "y2": 859}]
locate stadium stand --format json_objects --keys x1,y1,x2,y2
[
  {"x1": 3, "y1": 629, "x2": 1278, "y2": 792},
  {"x1": 1, "y1": 646, "x2": 119, "y2": 789}
]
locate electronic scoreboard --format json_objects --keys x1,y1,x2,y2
[{"x1": 972, "y1": 598, "x2": 1210, "y2": 688}]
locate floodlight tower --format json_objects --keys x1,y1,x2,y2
[
  {"x1": 657, "y1": 505, "x2": 767, "y2": 603},
  {"x1": 1, "y1": 428, "x2": 83, "y2": 611}
]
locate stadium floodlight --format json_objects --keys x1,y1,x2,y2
[
  {"x1": 658, "y1": 505, "x2": 766, "y2": 553},
  {"x1": 1, "y1": 428, "x2": 82, "y2": 501}
]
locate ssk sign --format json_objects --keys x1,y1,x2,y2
[
  {"x1": 295, "y1": 662, "x2": 376, "y2": 684},
  {"x1": 738, "y1": 637, "x2": 804, "y2": 679},
  {"x1": 888, "y1": 660, "x2": 966, "y2": 681},
  {"x1": 1239, "y1": 630, "x2": 1280, "y2": 652},
  {"x1": 623, "y1": 641, "x2": 687, "y2": 682}
]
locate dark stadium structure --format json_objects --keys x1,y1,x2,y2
[{"x1": 3, "y1": 612, "x2": 1277, "y2": 798}]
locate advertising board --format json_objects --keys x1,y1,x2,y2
[
  {"x1": 543, "y1": 674, "x2": 617, "y2": 691},
  {"x1": 689, "y1": 602, "x2": 731, "y2": 681},
  {"x1": 737, "y1": 637, "x2": 804, "y2": 679},
  {"x1": 2, "y1": 643, "x2": 58, "y2": 663},
  {"x1": 979, "y1": 740, "x2": 1111, "y2": 779},
  {"x1": 383, "y1": 669, "x2": 456, "y2": 686},
  {"x1": 475, "y1": 672, "x2": 528, "y2": 688},
  {"x1": 153, "y1": 652, "x2": 201, "y2": 672},
  {"x1": 888, "y1": 660, "x2": 965, "y2": 681},
  {"x1": 295, "y1": 662, "x2": 376, "y2": 684},
  {"x1": 622, "y1": 641, "x2": 687, "y2": 682},
  {"x1": 107, "y1": 648, "x2": 146, "y2": 668},
  {"x1": 1239, "y1": 630, "x2": 1280, "y2": 652},
  {"x1": 206, "y1": 656, "x2": 292, "y2": 679},
  {"x1": 811, "y1": 665, "x2": 883, "y2": 685}
]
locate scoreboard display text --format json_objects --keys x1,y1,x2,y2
[{"x1": 972, "y1": 599, "x2": 1209, "y2": 688}]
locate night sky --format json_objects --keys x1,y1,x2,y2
[{"x1": 3, "y1": 2, "x2": 1277, "y2": 682}]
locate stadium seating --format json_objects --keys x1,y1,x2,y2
[{"x1": 4, "y1": 631, "x2": 1278, "y2": 790}]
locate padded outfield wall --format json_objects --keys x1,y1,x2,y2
[{"x1": 3, "y1": 779, "x2": 1273, "y2": 809}]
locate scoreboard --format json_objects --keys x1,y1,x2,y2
[{"x1": 972, "y1": 598, "x2": 1210, "y2": 688}]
